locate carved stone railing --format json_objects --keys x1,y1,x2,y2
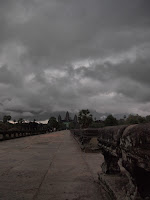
[
  {"x1": 98, "y1": 124, "x2": 150, "y2": 200},
  {"x1": 0, "y1": 129, "x2": 48, "y2": 141},
  {"x1": 70, "y1": 129, "x2": 83, "y2": 138},
  {"x1": 71, "y1": 124, "x2": 150, "y2": 199},
  {"x1": 120, "y1": 124, "x2": 150, "y2": 200},
  {"x1": 97, "y1": 125, "x2": 127, "y2": 174},
  {"x1": 71, "y1": 128, "x2": 100, "y2": 152}
]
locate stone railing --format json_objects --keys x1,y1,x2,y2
[
  {"x1": 0, "y1": 129, "x2": 48, "y2": 141},
  {"x1": 120, "y1": 124, "x2": 150, "y2": 200},
  {"x1": 97, "y1": 125, "x2": 127, "y2": 174},
  {"x1": 71, "y1": 124, "x2": 150, "y2": 200},
  {"x1": 71, "y1": 128, "x2": 100, "y2": 152}
]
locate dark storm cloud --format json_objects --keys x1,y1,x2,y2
[
  {"x1": 0, "y1": 0, "x2": 150, "y2": 119},
  {"x1": 0, "y1": 65, "x2": 22, "y2": 86},
  {"x1": 13, "y1": 0, "x2": 150, "y2": 65}
]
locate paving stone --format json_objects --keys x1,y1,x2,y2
[{"x1": 0, "y1": 130, "x2": 109, "y2": 200}]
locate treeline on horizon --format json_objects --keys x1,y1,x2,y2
[{"x1": 1, "y1": 109, "x2": 150, "y2": 132}]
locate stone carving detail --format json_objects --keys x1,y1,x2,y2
[
  {"x1": 98, "y1": 124, "x2": 150, "y2": 200},
  {"x1": 98, "y1": 125, "x2": 127, "y2": 174},
  {"x1": 71, "y1": 123, "x2": 150, "y2": 199},
  {"x1": 71, "y1": 128, "x2": 100, "y2": 152},
  {"x1": 120, "y1": 124, "x2": 150, "y2": 200},
  {"x1": 101, "y1": 151, "x2": 120, "y2": 174}
]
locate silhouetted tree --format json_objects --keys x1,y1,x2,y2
[
  {"x1": 58, "y1": 122, "x2": 66, "y2": 131},
  {"x1": 104, "y1": 115, "x2": 118, "y2": 126},
  {"x1": 126, "y1": 114, "x2": 146, "y2": 125},
  {"x1": 137, "y1": 115, "x2": 146, "y2": 123},
  {"x1": 89, "y1": 121, "x2": 105, "y2": 128},
  {"x1": 3, "y1": 115, "x2": 11, "y2": 123},
  {"x1": 18, "y1": 118, "x2": 24, "y2": 124},
  {"x1": 118, "y1": 118, "x2": 125, "y2": 125},
  {"x1": 146, "y1": 115, "x2": 150, "y2": 123},
  {"x1": 48, "y1": 117, "x2": 59, "y2": 131},
  {"x1": 78, "y1": 109, "x2": 93, "y2": 128}
]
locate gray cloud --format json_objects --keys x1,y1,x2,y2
[{"x1": 0, "y1": 0, "x2": 150, "y2": 120}]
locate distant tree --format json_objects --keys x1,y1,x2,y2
[
  {"x1": 146, "y1": 115, "x2": 150, "y2": 123},
  {"x1": 48, "y1": 117, "x2": 59, "y2": 131},
  {"x1": 118, "y1": 118, "x2": 125, "y2": 125},
  {"x1": 18, "y1": 118, "x2": 24, "y2": 124},
  {"x1": 0, "y1": 120, "x2": 13, "y2": 130},
  {"x1": 78, "y1": 109, "x2": 93, "y2": 128},
  {"x1": 28, "y1": 121, "x2": 38, "y2": 130},
  {"x1": 89, "y1": 121, "x2": 105, "y2": 128},
  {"x1": 3, "y1": 115, "x2": 11, "y2": 123},
  {"x1": 126, "y1": 114, "x2": 146, "y2": 125},
  {"x1": 137, "y1": 115, "x2": 146, "y2": 124},
  {"x1": 104, "y1": 115, "x2": 118, "y2": 126},
  {"x1": 58, "y1": 122, "x2": 66, "y2": 131},
  {"x1": 126, "y1": 114, "x2": 138, "y2": 124}
]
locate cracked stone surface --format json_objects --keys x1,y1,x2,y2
[{"x1": 0, "y1": 130, "x2": 109, "y2": 200}]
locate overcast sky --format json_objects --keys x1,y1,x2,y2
[{"x1": 0, "y1": 0, "x2": 150, "y2": 120}]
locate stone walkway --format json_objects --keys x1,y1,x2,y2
[{"x1": 0, "y1": 131, "x2": 109, "y2": 200}]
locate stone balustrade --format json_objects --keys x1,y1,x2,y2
[
  {"x1": 71, "y1": 128, "x2": 100, "y2": 152},
  {"x1": 80, "y1": 128, "x2": 99, "y2": 144},
  {"x1": 120, "y1": 124, "x2": 150, "y2": 200},
  {"x1": 97, "y1": 125, "x2": 127, "y2": 174},
  {"x1": 0, "y1": 129, "x2": 48, "y2": 141},
  {"x1": 71, "y1": 124, "x2": 150, "y2": 200}
]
